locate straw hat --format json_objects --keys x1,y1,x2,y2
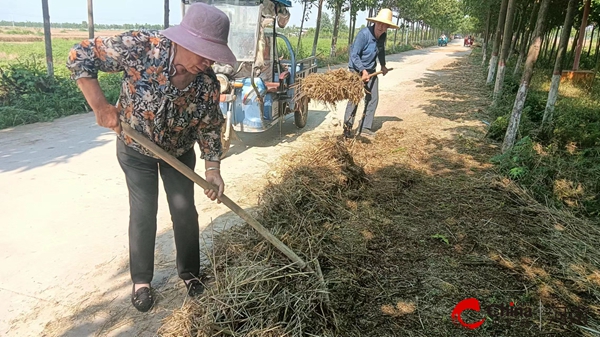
[{"x1": 366, "y1": 8, "x2": 399, "y2": 29}]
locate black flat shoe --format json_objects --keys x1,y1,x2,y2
[
  {"x1": 184, "y1": 279, "x2": 205, "y2": 297},
  {"x1": 131, "y1": 285, "x2": 154, "y2": 312}
]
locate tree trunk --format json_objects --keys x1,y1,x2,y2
[
  {"x1": 330, "y1": 2, "x2": 341, "y2": 57},
  {"x1": 514, "y1": 0, "x2": 540, "y2": 76},
  {"x1": 513, "y1": 5, "x2": 530, "y2": 60},
  {"x1": 539, "y1": 30, "x2": 548, "y2": 61},
  {"x1": 482, "y1": 7, "x2": 492, "y2": 66},
  {"x1": 493, "y1": 0, "x2": 517, "y2": 102},
  {"x1": 568, "y1": 29, "x2": 580, "y2": 66},
  {"x1": 543, "y1": 0, "x2": 578, "y2": 130},
  {"x1": 393, "y1": 15, "x2": 400, "y2": 46},
  {"x1": 88, "y1": 0, "x2": 95, "y2": 39},
  {"x1": 297, "y1": 0, "x2": 308, "y2": 52},
  {"x1": 507, "y1": 4, "x2": 523, "y2": 61},
  {"x1": 547, "y1": 27, "x2": 560, "y2": 62},
  {"x1": 586, "y1": 25, "x2": 596, "y2": 57},
  {"x1": 543, "y1": 29, "x2": 553, "y2": 59},
  {"x1": 311, "y1": 0, "x2": 325, "y2": 57},
  {"x1": 595, "y1": 28, "x2": 600, "y2": 65},
  {"x1": 349, "y1": 13, "x2": 357, "y2": 46},
  {"x1": 400, "y1": 19, "x2": 405, "y2": 45},
  {"x1": 487, "y1": 0, "x2": 510, "y2": 84},
  {"x1": 573, "y1": 0, "x2": 591, "y2": 70},
  {"x1": 502, "y1": 0, "x2": 550, "y2": 153},
  {"x1": 42, "y1": 0, "x2": 53, "y2": 78}
]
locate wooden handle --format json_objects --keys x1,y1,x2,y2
[
  {"x1": 120, "y1": 123, "x2": 308, "y2": 270},
  {"x1": 368, "y1": 67, "x2": 394, "y2": 78}
]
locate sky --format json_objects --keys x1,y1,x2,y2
[{"x1": 0, "y1": 0, "x2": 369, "y2": 29}]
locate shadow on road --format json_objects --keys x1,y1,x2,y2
[
  {"x1": 37, "y1": 207, "x2": 249, "y2": 337},
  {"x1": 0, "y1": 113, "x2": 112, "y2": 174},
  {"x1": 372, "y1": 116, "x2": 403, "y2": 131},
  {"x1": 414, "y1": 54, "x2": 490, "y2": 125}
]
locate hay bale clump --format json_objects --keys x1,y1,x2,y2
[{"x1": 293, "y1": 68, "x2": 365, "y2": 109}]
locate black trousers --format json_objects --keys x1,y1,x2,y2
[
  {"x1": 116, "y1": 139, "x2": 200, "y2": 284},
  {"x1": 344, "y1": 72, "x2": 379, "y2": 131}
]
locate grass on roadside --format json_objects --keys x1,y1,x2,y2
[{"x1": 474, "y1": 45, "x2": 600, "y2": 219}]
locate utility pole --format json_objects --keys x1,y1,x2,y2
[
  {"x1": 41, "y1": 0, "x2": 54, "y2": 78},
  {"x1": 87, "y1": 0, "x2": 94, "y2": 39},
  {"x1": 164, "y1": 0, "x2": 170, "y2": 29}
]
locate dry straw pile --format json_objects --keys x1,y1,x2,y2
[
  {"x1": 158, "y1": 138, "x2": 369, "y2": 337},
  {"x1": 158, "y1": 127, "x2": 600, "y2": 336},
  {"x1": 293, "y1": 68, "x2": 365, "y2": 108}
]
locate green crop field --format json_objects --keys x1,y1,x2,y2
[{"x1": 0, "y1": 39, "x2": 82, "y2": 77}]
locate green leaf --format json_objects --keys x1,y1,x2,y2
[{"x1": 431, "y1": 234, "x2": 449, "y2": 245}]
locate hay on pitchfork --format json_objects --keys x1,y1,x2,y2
[{"x1": 293, "y1": 68, "x2": 365, "y2": 109}]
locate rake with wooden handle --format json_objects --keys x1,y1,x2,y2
[
  {"x1": 120, "y1": 123, "x2": 309, "y2": 271},
  {"x1": 121, "y1": 123, "x2": 334, "y2": 307}
]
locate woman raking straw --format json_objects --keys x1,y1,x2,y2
[{"x1": 66, "y1": 3, "x2": 236, "y2": 312}]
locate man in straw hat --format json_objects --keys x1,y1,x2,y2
[
  {"x1": 66, "y1": 2, "x2": 236, "y2": 312},
  {"x1": 343, "y1": 8, "x2": 398, "y2": 138}
]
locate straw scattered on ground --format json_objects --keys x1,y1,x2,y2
[
  {"x1": 293, "y1": 68, "x2": 365, "y2": 109},
  {"x1": 157, "y1": 130, "x2": 600, "y2": 337},
  {"x1": 158, "y1": 56, "x2": 600, "y2": 337}
]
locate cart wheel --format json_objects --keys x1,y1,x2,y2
[
  {"x1": 294, "y1": 98, "x2": 309, "y2": 128},
  {"x1": 220, "y1": 122, "x2": 232, "y2": 159}
]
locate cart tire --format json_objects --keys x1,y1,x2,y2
[
  {"x1": 220, "y1": 122, "x2": 232, "y2": 159},
  {"x1": 294, "y1": 98, "x2": 309, "y2": 128}
]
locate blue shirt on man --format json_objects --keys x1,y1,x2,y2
[{"x1": 348, "y1": 25, "x2": 387, "y2": 73}]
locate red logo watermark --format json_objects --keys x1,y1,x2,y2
[
  {"x1": 451, "y1": 298, "x2": 485, "y2": 330},
  {"x1": 451, "y1": 298, "x2": 587, "y2": 330}
]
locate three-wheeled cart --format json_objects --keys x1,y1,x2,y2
[{"x1": 184, "y1": 0, "x2": 318, "y2": 158}]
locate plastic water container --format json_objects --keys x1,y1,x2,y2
[{"x1": 263, "y1": 94, "x2": 273, "y2": 120}]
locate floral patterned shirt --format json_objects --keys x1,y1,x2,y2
[{"x1": 66, "y1": 29, "x2": 224, "y2": 161}]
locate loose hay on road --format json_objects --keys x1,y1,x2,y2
[{"x1": 158, "y1": 129, "x2": 599, "y2": 336}]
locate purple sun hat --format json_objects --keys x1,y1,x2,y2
[{"x1": 161, "y1": 2, "x2": 237, "y2": 66}]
